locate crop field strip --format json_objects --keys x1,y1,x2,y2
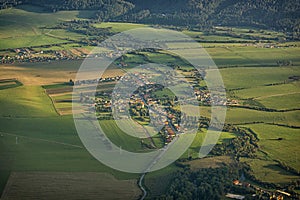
[{"x1": 1, "y1": 172, "x2": 141, "y2": 200}]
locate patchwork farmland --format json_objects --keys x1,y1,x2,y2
[{"x1": 0, "y1": 4, "x2": 299, "y2": 200}]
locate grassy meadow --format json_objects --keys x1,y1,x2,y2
[
  {"x1": 220, "y1": 66, "x2": 300, "y2": 89},
  {"x1": 0, "y1": 5, "x2": 91, "y2": 49},
  {"x1": 93, "y1": 22, "x2": 148, "y2": 32},
  {"x1": 243, "y1": 124, "x2": 300, "y2": 170},
  {"x1": 240, "y1": 158, "x2": 299, "y2": 184}
]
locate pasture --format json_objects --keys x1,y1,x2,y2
[
  {"x1": 93, "y1": 22, "x2": 148, "y2": 32},
  {"x1": 240, "y1": 158, "x2": 299, "y2": 184},
  {"x1": 233, "y1": 82, "x2": 300, "y2": 99},
  {"x1": 258, "y1": 93, "x2": 300, "y2": 110},
  {"x1": 220, "y1": 66, "x2": 300, "y2": 89},
  {"x1": 231, "y1": 82, "x2": 300, "y2": 110},
  {"x1": 173, "y1": 103, "x2": 299, "y2": 127},
  {"x1": 208, "y1": 46, "x2": 300, "y2": 67},
  {"x1": 199, "y1": 106, "x2": 300, "y2": 127},
  {"x1": 0, "y1": 85, "x2": 57, "y2": 117},
  {"x1": 166, "y1": 40, "x2": 300, "y2": 67},
  {"x1": 99, "y1": 120, "x2": 146, "y2": 152},
  {"x1": 242, "y1": 124, "x2": 300, "y2": 170},
  {"x1": 0, "y1": 35, "x2": 68, "y2": 50},
  {"x1": 0, "y1": 5, "x2": 93, "y2": 49},
  {"x1": 181, "y1": 130, "x2": 237, "y2": 159}
]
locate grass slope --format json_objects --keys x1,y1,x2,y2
[
  {"x1": 220, "y1": 66, "x2": 300, "y2": 89},
  {"x1": 243, "y1": 124, "x2": 300, "y2": 170},
  {"x1": 0, "y1": 86, "x2": 57, "y2": 117}
]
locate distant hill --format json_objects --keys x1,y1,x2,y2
[
  {"x1": 1, "y1": 0, "x2": 299, "y2": 37},
  {"x1": 126, "y1": 0, "x2": 299, "y2": 36}
]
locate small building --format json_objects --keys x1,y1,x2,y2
[
  {"x1": 276, "y1": 190, "x2": 291, "y2": 197},
  {"x1": 233, "y1": 180, "x2": 240, "y2": 185}
]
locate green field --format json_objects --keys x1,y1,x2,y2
[
  {"x1": 0, "y1": 5, "x2": 94, "y2": 49},
  {"x1": 233, "y1": 82, "x2": 300, "y2": 99},
  {"x1": 241, "y1": 158, "x2": 299, "y2": 184},
  {"x1": 208, "y1": 46, "x2": 300, "y2": 66},
  {"x1": 0, "y1": 85, "x2": 57, "y2": 117},
  {"x1": 258, "y1": 93, "x2": 300, "y2": 110},
  {"x1": 0, "y1": 84, "x2": 142, "y2": 190},
  {"x1": 220, "y1": 66, "x2": 300, "y2": 89},
  {"x1": 93, "y1": 22, "x2": 148, "y2": 32},
  {"x1": 0, "y1": 34, "x2": 68, "y2": 49},
  {"x1": 99, "y1": 120, "x2": 147, "y2": 152},
  {"x1": 1, "y1": 172, "x2": 141, "y2": 200},
  {"x1": 199, "y1": 106, "x2": 300, "y2": 127},
  {"x1": 242, "y1": 124, "x2": 300, "y2": 170}
]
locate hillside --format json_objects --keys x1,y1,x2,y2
[{"x1": 0, "y1": 0, "x2": 299, "y2": 38}]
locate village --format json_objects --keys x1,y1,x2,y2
[
  {"x1": 86, "y1": 63, "x2": 239, "y2": 146},
  {"x1": 85, "y1": 68, "x2": 295, "y2": 199},
  {"x1": 0, "y1": 47, "x2": 82, "y2": 64}
]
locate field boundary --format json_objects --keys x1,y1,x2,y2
[
  {"x1": 43, "y1": 88, "x2": 61, "y2": 116},
  {"x1": 0, "y1": 172, "x2": 15, "y2": 200}
]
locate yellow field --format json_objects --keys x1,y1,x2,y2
[{"x1": 0, "y1": 61, "x2": 124, "y2": 86}]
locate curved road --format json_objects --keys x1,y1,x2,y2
[{"x1": 138, "y1": 173, "x2": 147, "y2": 200}]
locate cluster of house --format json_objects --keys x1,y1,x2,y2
[
  {"x1": 74, "y1": 76, "x2": 121, "y2": 86},
  {"x1": 227, "y1": 179, "x2": 292, "y2": 200},
  {"x1": 94, "y1": 97, "x2": 112, "y2": 113},
  {"x1": 93, "y1": 65, "x2": 237, "y2": 144},
  {"x1": 194, "y1": 89, "x2": 238, "y2": 106},
  {"x1": 124, "y1": 79, "x2": 199, "y2": 144},
  {"x1": 128, "y1": 91, "x2": 181, "y2": 145},
  {"x1": 91, "y1": 61, "x2": 240, "y2": 144},
  {"x1": 0, "y1": 48, "x2": 80, "y2": 64},
  {"x1": 78, "y1": 77, "x2": 122, "y2": 112}
]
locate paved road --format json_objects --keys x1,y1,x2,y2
[
  {"x1": 138, "y1": 173, "x2": 147, "y2": 200},
  {"x1": 138, "y1": 136, "x2": 179, "y2": 200}
]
